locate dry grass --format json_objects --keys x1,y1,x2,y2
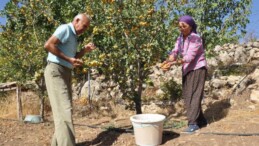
[
  {"x1": 0, "y1": 92, "x2": 17, "y2": 118},
  {"x1": 0, "y1": 89, "x2": 134, "y2": 121},
  {"x1": 0, "y1": 91, "x2": 40, "y2": 119},
  {"x1": 74, "y1": 97, "x2": 135, "y2": 119}
]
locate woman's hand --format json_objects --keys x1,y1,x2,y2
[
  {"x1": 174, "y1": 59, "x2": 184, "y2": 65},
  {"x1": 160, "y1": 61, "x2": 173, "y2": 71},
  {"x1": 168, "y1": 55, "x2": 175, "y2": 62},
  {"x1": 160, "y1": 58, "x2": 183, "y2": 71}
]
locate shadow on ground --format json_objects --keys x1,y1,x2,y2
[
  {"x1": 76, "y1": 127, "x2": 180, "y2": 146},
  {"x1": 204, "y1": 98, "x2": 231, "y2": 124},
  {"x1": 162, "y1": 130, "x2": 180, "y2": 144},
  {"x1": 76, "y1": 128, "x2": 124, "y2": 146},
  {"x1": 76, "y1": 130, "x2": 121, "y2": 146}
]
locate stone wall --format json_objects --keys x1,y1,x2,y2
[{"x1": 77, "y1": 40, "x2": 259, "y2": 103}]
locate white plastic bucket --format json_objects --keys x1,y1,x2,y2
[
  {"x1": 24, "y1": 115, "x2": 42, "y2": 123},
  {"x1": 130, "y1": 114, "x2": 166, "y2": 146}
]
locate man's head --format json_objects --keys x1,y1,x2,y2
[{"x1": 72, "y1": 13, "x2": 91, "y2": 35}]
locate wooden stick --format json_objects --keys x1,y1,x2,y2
[{"x1": 16, "y1": 85, "x2": 23, "y2": 121}]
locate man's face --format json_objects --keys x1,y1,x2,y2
[{"x1": 75, "y1": 17, "x2": 90, "y2": 35}]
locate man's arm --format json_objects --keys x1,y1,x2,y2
[
  {"x1": 44, "y1": 35, "x2": 83, "y2": 67},
  {"x1": 44, "y1": 35, "x2": 71, "y2": 62},
  {"x1": 75, "y1": 42, "x2": 96, "y2": 59}
]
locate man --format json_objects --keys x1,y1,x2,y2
[{"x1": 44, "y1": 13, "x2": 95, "y2": 146}]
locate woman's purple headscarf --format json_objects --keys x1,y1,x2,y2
[{"x1": 179, "y1": 15, "x2": 197, "y2": 34}]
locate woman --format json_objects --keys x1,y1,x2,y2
[{"x1": 165, "y1": 15, "x2": 207, "y2": 133}]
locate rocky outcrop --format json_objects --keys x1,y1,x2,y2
[{"x1": 76, "y1": 40, "x2": 259, "y2": 104}]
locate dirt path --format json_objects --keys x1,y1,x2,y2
[{"x1": 1, "y1": 97, "x2": 259, "y2": 146}]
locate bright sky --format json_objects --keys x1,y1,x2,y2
[
  {"x1": 246, "y1": 0, "x2": 259, "y2": 39},
  {"x1": 0, "y1": 0, "x2": 9, "y2": 25},
  {"x1": 0, "y1": 0, "x2": 258, "y2": 40}
]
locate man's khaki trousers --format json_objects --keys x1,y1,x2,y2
[{"x1": 44, "y1": 62, "x2": 75, "y2": 146}]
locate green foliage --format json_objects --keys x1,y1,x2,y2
[
  {"x1": 160, "y1": 79, "x2": 182, "y2": 102},
  {"x1": 164, "y1": 120, "x2": 186, "y2": 129},
  {"x1": 163, "y1": 0, "x2": 252, "y2": 55},
  {"x1": 80, "y1": 0, "x2": 175, "y2": 113},
  {"x1": 0, "y1": 0, "x2": 88, "y2": 83},
  {"x1": 0, "y1": 0, "x2": 252, "y2": 114},
  {"x1": 0, "y1": 0, "x2": 56, "y2": 83}
]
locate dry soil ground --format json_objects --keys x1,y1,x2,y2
[{"x1": 1, "y1": 91, "x2": 259, "y2": 146}]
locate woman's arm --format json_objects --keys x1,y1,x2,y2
[{"x1": 168, "y1": 37, "x2": 181, "y2": 62}]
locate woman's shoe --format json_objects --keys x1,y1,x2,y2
[{"x1": 182, "y1": 124, "x2": 199, "y2": 134}]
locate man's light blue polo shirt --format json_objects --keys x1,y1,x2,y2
[{"x1": 47, "y1": 23, "x2": 78, "y2": 69}]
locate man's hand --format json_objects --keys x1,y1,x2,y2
[
  {"x1": 74, "y1": 42, "x2": 96, "y2": 59},
  {"x1": 84, "y1": 42, "x2": 96, "y2": 52},
  {"x1": 70, "y1": 58, "x2": 83, "y2": 67}
]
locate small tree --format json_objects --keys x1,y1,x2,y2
[
  {"x1": 165, "y1": 0, "x2": 252, "y2": 54},
  {"x1": 0, "y1": 0, "x2": 86, "y2": 117},
  {"x1": 80, "y1": 0, "x2": 175, "y2": 114},
  {"x1": 0, "y1": 0, "x2": 252, "y2": 115}
]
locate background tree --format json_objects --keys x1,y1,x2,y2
[
  {"x1": 0, "y1": 0, "x2": 252, "y2": 114},
  {"x1": 79, "y1": 0, "x2": 176, "y2": 114},
  {"x1": 0, "y1": 0, "x2": 87, "y2": 83},
  {"x1": 0, "y1": 0, "x2": 87, "y2": 118},
  {"x1": 165, "y1": 0, "x2": 252, "y2": 54}
]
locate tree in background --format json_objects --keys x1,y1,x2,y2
[
  {"x1": 0, "y1": 0, "x2": 252, "y2": 114},
  {"x1": 79, "y1": 0, "x2": 176, "y2": 114},
  {"x1": 165, "y1": 0, "x2": 252, "y2": 54},
  {"x1": 0, "y1": 0, "x2": 87, "y2": 118},
  {"x1": 0, "y1": 0, "x2": 88, "y2": 83}
]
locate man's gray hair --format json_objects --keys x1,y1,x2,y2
[{"x1": 74, "y1": 13, "x2": 91, "y2": 22}]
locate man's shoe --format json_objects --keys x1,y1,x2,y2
[{"x1": 182, "y1": 124, "x2": 199, "y2": 133}]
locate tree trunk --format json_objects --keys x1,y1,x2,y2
[
  {"x1": 40, "y1": 77, "x2": 45, "y2": 121},
  {"x1": 134, "y1": 94, "x2": 142, "y2": 114},
  {"x1": 40, "y1": 95, "x2": 44, "y2": 120},
  {"x1": 135, "y1": 59, "x2": 143, "y2": 114}
]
